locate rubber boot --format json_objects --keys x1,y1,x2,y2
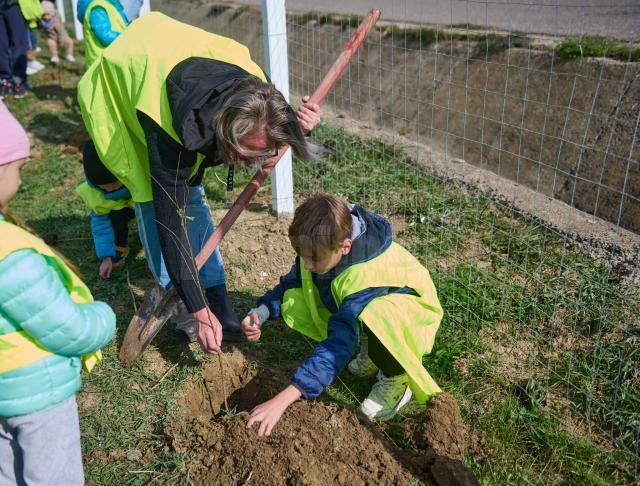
[
  {"x1": 205, "y1": 284, "x2": 243, "y2": 342},
  {"x1": 168, "y1": 301, "x2": 198, "y2": 343}
]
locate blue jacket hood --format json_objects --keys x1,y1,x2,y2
[{"x1": 320, "y1": 204, "x2": 392, "y2": 281}]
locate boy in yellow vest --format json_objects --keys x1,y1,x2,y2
[
  {"x1": 75, "y1": 140, "x2": 134, "y2": 279},
  {"x1": 243, "y1": 194, "x2": 443, "y2": 435},
  {"x1": 0, "y1": 101, "x2": 115, "y2": 483}
]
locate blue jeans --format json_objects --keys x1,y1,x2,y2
[{"x1": 135, "y1": 184, "x2": 226, "y2": 289}]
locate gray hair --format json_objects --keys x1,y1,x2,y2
[{"x1": 212, "y1": 77, "x2": 323, "y2": 163}]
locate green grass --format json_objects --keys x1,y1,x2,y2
[
  {"x1": 299, "y1": 124, "x2": 639, "y2": 483},
  {"x1": 5, "y1": 29, "x2": 639, "y2": 485},
  {"x1": 557, "y1": 36, "x2": 640, "y2": 62}
]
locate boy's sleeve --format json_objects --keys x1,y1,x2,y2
[
  {"x1": 90, "y1": 211, "x2": 116, "y2": 259},
  {"x1": 290, "y1": 287, "x2": 390, "y2": 399},
  {"x1": 256, "y1": 260, "x2": 302, "y2": 320},
  {"x1": 0, "y1": 250, "x2": 116, "y2": 356},
  {"x1": 89, "y1": 7, "x2": 121, "y2": 46}
]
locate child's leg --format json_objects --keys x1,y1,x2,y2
[
  {"x1": 109, "y1": 206, "x2": 134, "y2": 249},
  {"x1": 0, "y1": 418, "x2": 20, "y2": 483},
  {"x1": 0, "y1": 397, "x2": 84, "y2": 484},
  {"x1": 363, "y1": 325, "x2": 404, "y2": 377},
  {"x1": 46, "y1": 34, "x2": 59, "y2": 59},
  {"x1": 56, "y1": 20, "x2": 73, "y2": 56},
  {"x1": 64, "y1": 35, "x2": 73, "y2": 57}
]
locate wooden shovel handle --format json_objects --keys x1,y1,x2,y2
[{"x1": 195, "y1": 8, "x2": 381, "y2": 270}]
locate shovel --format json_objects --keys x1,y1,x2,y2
[{"x1": 119, "y1": 8, "x2": 382, "y2": 367}]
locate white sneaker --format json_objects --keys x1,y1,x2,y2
[
  {"x1": 32, "y1": 60, "x2": 45, "y2": 70},
  {"x1": 347, "y1": 338, "x2": 378, "y2": 377},
  {"x1": 360, "y1": 372, "x2": 412, "y2": 420},
  {"x1": 50, "y1": 55, "x2": 60, "y2": 64},
  {"x1": 35, "y1": 46, "x2": 42, "y2": 53},
  {"x1": 27, "y1": 60, "x2": 44, "y2": 75},
  {"x1": 65, "y1": 54, "x2": 76, "y2": 62}
]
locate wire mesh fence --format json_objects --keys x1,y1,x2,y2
[{"x1": 156, "y1": 1, "x2": 639, "y2": 481}]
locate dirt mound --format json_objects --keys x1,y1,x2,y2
[
  {"x1": 170, "y1": 351, "x2": 479, "y2": 485},
  {"x1": 405, "y1": 393, "x2": 485, "y2": 462},
  {"x1": 178, "y1": 348, "x2": 279, "y2": 417}
]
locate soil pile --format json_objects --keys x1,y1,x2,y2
[
  {"x1": 405, "y1": 393, "x2": 485, "y2": 462},
  {"x1": 168, "y1": 350, "x2": 479, "y2": 485}
]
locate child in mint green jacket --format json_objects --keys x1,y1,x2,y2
[{"x1": 0, "y1": 101, "x2": 116, "y2": 484}]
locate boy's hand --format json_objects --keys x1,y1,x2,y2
[
  {"x1": 247, "y1": 384, "x2": 302, "y2": 436},
  {"x1": 241, "y1": 305, "x2": 270, "y2": 341},
  {"x1": 241, "y1": 312, "x2": 262, "y2": 341},
  {"x1": 297, "y1": 95, "x2": 322, "y2": 132},
  {"x1": 99, "y1": 257, "x2": 113, "y2": 279},
  {"x1": 193, "y1": 307, "x2": 222, "y2": 354}
]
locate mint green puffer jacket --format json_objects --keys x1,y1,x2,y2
[{"x1": 0, "y1": 217, "x2": 116, "y2": 417}]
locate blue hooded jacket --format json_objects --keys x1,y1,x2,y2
[
  {"x1": 83, "y1": 181, "x2": 132, "y2": 259},
  {"x1": 77, "y1": 0, "x2": 128, "y2": 46},
  {"x1": 258, "y1": 205, "x2": 418, "y2": 399}
]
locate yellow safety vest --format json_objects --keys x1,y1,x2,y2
[
  {"x1": 0, "y1": 221, "x2": 102, "y2": 374},
  {"x1": 82, "y1": 0, "x2": 128, "y2": 68},
  {"x1": 281, "y1": 242, "x2": 444, "y2": 403},
  {"x1": 75, "y1": 182, "x2": 133, "y2": 215},
  {"x1": 77, "y1": 12, "x2": 267, "y2": 202},
  {"x1": 18, "y1": 0, "x2": 43, "y2": 28}
]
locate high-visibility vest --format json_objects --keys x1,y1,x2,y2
[
  {"x1": 75, "y1": 181, "x2": 133, "y2": 215},
  {"x1": 82, "y1": 0, "x2": 127, "y2": 67},
  {"x1": 77, "y1": 12, "x2": 267, "y2": 202},
  {"x1": 0, "y1": 221, "x2": 102, "y2": 374},
  {"x1": 281, "y1": 242, "x2": 444, "y2": 403},
  {"x1": 18, "y1": 0, "x2": 43, "y2": 28}
]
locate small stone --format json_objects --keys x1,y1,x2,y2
[{"x1": 126, "y1": 449, "x2": 143, "y2": 462}]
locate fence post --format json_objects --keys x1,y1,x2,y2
[
  {"x1": 71, "y1": 0, "x2": 83, "y2": 40},
  {"x1": 261, "y1": 0, "x2": 294, "y2": 216},
  {"x1": 139, "y1": 0, "x2": 151, "y2": 17},
  {"x1": 55, "y1": 0, "x2": 66, "y2": 23}
]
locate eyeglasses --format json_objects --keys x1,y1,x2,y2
[{"x1": 236, "y1": 147, "x2": 279, "y2": 166}]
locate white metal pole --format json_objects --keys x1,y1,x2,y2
[
  {"x1": 261, "y1": 0, "x2": 294, "y2": 216},
  {"x1": 55, "y1": 0, "x2": 66, "y2": 23},
  {"x1": 71, "y1": 0, "x2": 83, "y2": 40},
  {"x1": 139, "y1": 0, "x2": 151, "y2": 17}
]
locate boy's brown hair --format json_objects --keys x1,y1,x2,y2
[{"x1": 289, "y1": 193, "x2": 352, "y2": 257}]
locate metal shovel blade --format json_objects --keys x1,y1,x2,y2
[{"x1": 118, "y1": 284, "x2": 180, "y2": 367}]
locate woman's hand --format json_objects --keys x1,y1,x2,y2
[
  {"x1": 192, "y1": 307, "x2": 222, "y2": 354},
  {"x1": 297, "y1": 95, "x2": 322, "y2": 132},
  {"x1": 247, "y1": 384, "x2": 302, "y2": 436}
]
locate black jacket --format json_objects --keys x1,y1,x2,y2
[{"x1": 139, "y1": 57, "x2": 263, "y2": 312}]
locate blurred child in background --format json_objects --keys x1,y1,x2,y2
[
  {"x1": 76, "y1": 139, "x2": 134, "y2": 279},
  {"x1": 77, "y1": 0, "x2": 127, "y2": 67},
  {"x1": 0, "y1": 100, "x2": 116, "y2": 483},
  {"x1": 40, "y1": 0, "x2": 74, "y2": 64}
]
